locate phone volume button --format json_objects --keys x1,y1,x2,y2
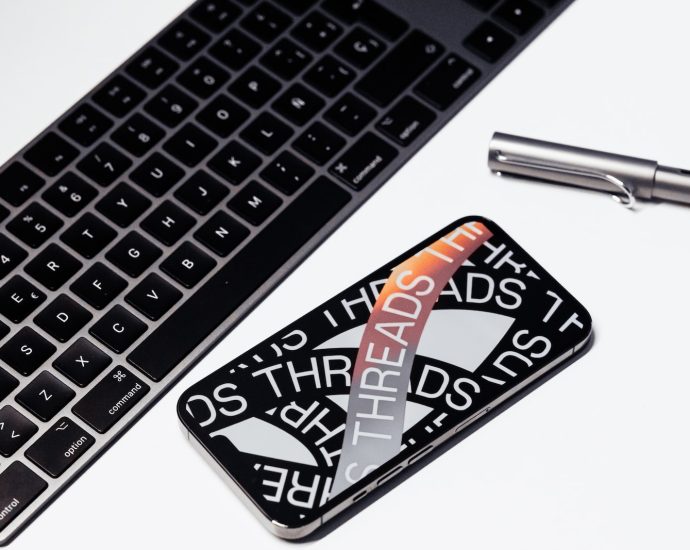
[
  {"x1": 454, "y1": 406, "x2": 490, "y2": 434},
  {"x1": 376, "y1": 465, "x2": 404, "y2": 486}
]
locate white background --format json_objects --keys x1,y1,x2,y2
[{"x1": 2, "y1": 1, "x2": 690, "y2": 548}]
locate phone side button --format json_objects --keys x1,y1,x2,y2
[
  {"x1": 377, "y1": 465, "x2": 403, "y2": 486},
  {"x1": 454, "y1": 407, "x2": 490, "y2": 434},
  {"x1": 407, "y1": 444, "x2": 434, "y2": 466}
]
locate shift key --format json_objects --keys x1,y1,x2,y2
[{"x1": 72, "y1": 366, "x2": 149, "y2": 433}]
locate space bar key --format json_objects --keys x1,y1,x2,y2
[{"x1": 127, "y1": 177, "x2": 351, "y2": 381}]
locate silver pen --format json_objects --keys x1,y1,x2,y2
[{"x1": 488, "y1": 132, "x2": 690, "y2": 208}]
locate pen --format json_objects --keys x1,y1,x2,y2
[{"x1": 488, "y1": 132, "x2": 690, "y2": 208}]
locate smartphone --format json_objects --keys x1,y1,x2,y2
[{"x1": 177, "y1": 216, "x2": 592, "y2": 539}]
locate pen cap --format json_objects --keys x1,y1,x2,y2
[
  {"x1": 652, "y1": 166, "x2": 690, "y2": 204},
  {"x1": 488, "y1": 133, "x2": 657, "y2": 199}
]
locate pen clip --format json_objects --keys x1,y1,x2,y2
[{"x1": 493, "y1": 151, "x2": 636, "y2": 209}]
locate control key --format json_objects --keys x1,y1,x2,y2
[{"x1": 0, "y1": 462, "x2": 47, "y2": 533}]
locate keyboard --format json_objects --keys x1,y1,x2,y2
[{"x1": 0, "y1": 0, "x2": 573, "y2": 543}]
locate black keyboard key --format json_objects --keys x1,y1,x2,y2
[
  {"x1": 322, "y1": 0, "x2": 408, "y2": 40},
  {"x1": 58, "y1": 103, "x2": 113, "y2": 147},
  {"x1": 105, "y1": 232, "x2": 162, "y2": 278},
  {"x1": 161, "y1": 242, "x2": 216, "y2": 287},
  {"x1": 292, "y1": 121, "x2": 345, "y2": 166},
  {"x1": 494, "y1": 0, "x2": 544, "y2": 34},
  {"x1": 60, "y1": 213, "x2": 117, "y2": 259},
  {"x1": 0, "y1": 406, "x2": 37, "y2": 457},
  {"x1": 228, "y1": 181, "x2": 281, "y2": 226},
  {"x1": 0, "y1": 368, "x2": 19, "y2": 402},
  {"x1": 329, "y1": 131, "x2": 398, "y2": 189},
  {"x1": 93, "y1": 75, "x2": 146, "y2": 118},
  {"x1": 77, "y1": 142, "x2": 132, "y2": 186},
  {"x1": 208, "y1": 140, "x2": 261, "y2": 185},
  {"x1": 414, "y1": 54, "x2": 481, "y2": 110},
  {"x1": 25, "y1": 417, "x2": 95, "y2": 478},
  {"x1": 197, "y1": 94, "x2": 249, "y2": 137},
  {"x1": 464, "y1": 21, "x2": 516, "y2": 62},
  {"x1": 53, "y1": 337, "x2": 112, "y2": 387},
  {"x1": 128, "y1": 176, "x2": 350, "y2": 381},
  {"x1": 228, "y1": 66, "x2": 281, "y2": 108},
  {"x1": 89, "y1": 306, "x2": 148, "y2": 354},
  {"x1": 261, "y1": 150, "x2": 315, "y2": 193},
  {"x1": 241, "y1": 2, "x2": 291, "y2": 42},
  {"x1": 130, "y1": 152, "x2": 185, "y2": 196},
  {"x1": 16, "y1": 371, "x2": 75, "y2": 422},
  {"x1": 466, "y1": 0, "x2": 500, "y2": 10},
  {"x1": 24, "y1": 244, "x2": 82, "y2": 291},
  {"x1": 334, "y1": 27, "x2": 385, "y2": 69},
  {"x1": 356, "y1": 31, "x2": 443, "y2": 107},
  {"x1": 70, "y1": 262, "x2": 127, "y2": 310},
  {"x1": 125, "y1": 46, "x2": 179, "y2": 88},
  {"x1": 141, "y1": 200, "x2": 196, "y2": 246},
  {"x1": 0, "y1": 204, "x2": 8, "y2": 223},
  {"x1": 144, "y1": 84, "x2": 198, "y2": 128},
  {"x1": 260, "y1": 38, "x2": 312, "y2": 80},
  {"x1": 0, "y1": 235, "x2": 28, "y2": 280},
  {"x1": 73, "y1": 366, "x2": 149, "y2": 433},
  {"x1": 42, "y1": 172, "x2": 97, "y2": 217},
  {"x1": 209, "y1": 28, "x2": 261, "y2": 70},
  {"x1": 159, "y1": 19, "x2": 211, "y2": 61},
  {"x1": 96, "y1": 182, "x2": 152, "y2": 228},
  {"x1": 174, "y1": 171, "x2": 228, "y2": 215},
  {"x1": 240, "y1": 112, "x2": 293, "y2": 155},
  {"x1": 7, "y1": 203, "x2": 64, "y2": 249},
  {"x1": 272, "y1": 83, "x2": 325, "y2": 126},
  {"x1": 274, "y1": 0, "x2": 317, "y2": 14},
  {"x1": 376, "y1": 96, "x2": 436, "y2": 146},
  {"x1": 34, "y1": 294, "x2": 93, "y2": 343},
  {"x1": 178, "y1": 56, "x2": 229, "y2": 99},
  {"x1": 193, "y1": 211, "x2": 249, "y2": 257},
  {"x1": 0, "y1": 163, "x2": 45, "y2": 207},
  {"x1": 324, "y1": 92, "x2": 376, "y2": 136},
  {"x1": 24, "y1": 132, "x2": 78, "y2": 177},
  {"x1": 0, "y1": 276, "x2": 46, "y2": 323},
  {"x1": 291, "y1": 11, "x2": 342, "y2": 51},
  {"x1": 163, "y1": 123, "x2": 218, "y2": 167},
  {"x1": 0, "y1": 327, "x2": 55, "y2": 376},
  {"x1": 125, "y1": 273, "x2": 182, "y2": 321},
  {"x1": 0, "y1": 462, "x2": 47, "y2": 533},
  {"x1": 191, "y1": 0, "x2": 242, "y2": 32},
  {"x1": 111, "y1": 114, "x2": 164, "y2": 157}
]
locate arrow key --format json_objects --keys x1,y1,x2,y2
[
  {"x1": 125, "y1": 273, "x2": 182, "y2": 321},
  {"x1": 0, "y1": 405, "x2": 38, "y2": 457}
]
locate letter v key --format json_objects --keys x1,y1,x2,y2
[{"x1": 146, "y1": 289, "x2": 159, "y2": 300}]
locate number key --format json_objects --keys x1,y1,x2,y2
[
  {"x1": 0, "y1": 235, "x2": 28, "y2": 280},
  {"x1": 16, "y1": 371, "x2": 75, "y2": 422},
  {"x1": 42, "y1": 172, "x2": 97, "y2": 217},
  {"x1": 241, "y1": 2, "x2": 292, "y2": 42},
  {"x1": 144, "y1": 84, "x2": 198, "y2": 128},
  {"x1": 7, "y1": 203, "x2": 63, "y2": 248},
  {"x1": 291, "y1": 11, "x2": 342, "y2": 51},
  {"x1": 260, "y1": 38, "x2": 311, "y2": 79},
  {"x1": 77, "y1": 142, "x2": 133, "y2": 187},
  {"x1": 304, "y1": 55, "x2": 354, "y2": 97},
  {"x1": 111, "y1": 114, "x2": 165, "y2": 157}
]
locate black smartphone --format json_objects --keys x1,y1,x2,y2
[{"x1": 177, "y1": 216, "x2": 592, "y2": 539}]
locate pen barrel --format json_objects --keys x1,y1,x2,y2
[
  {"x1": 489, "y1": 133, "x2": 657, "y2": 199},
  {"x1": 652, "y1": 166, "x2": 690, "y2": 205}
]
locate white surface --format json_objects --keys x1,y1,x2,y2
[{"x1": 2, "y1": 1, "x2": 689, "y2": 548}]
